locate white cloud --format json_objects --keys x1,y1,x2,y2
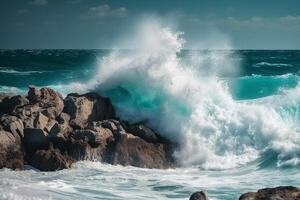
[
  {"x1": 86, "y1": 4, "x2": 128, "y2": 18},
  {"x1": 29, "y1": 0, "x2": 48, "y2": 6}
]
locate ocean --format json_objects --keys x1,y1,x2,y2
[{"x1": 1, "y1": 48, "x2": 300, "y2": 200}]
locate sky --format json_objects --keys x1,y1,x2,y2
[{"x1": 0, "y1": 0, "x2": 300, "y2": 49}]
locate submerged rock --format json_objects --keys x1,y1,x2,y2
[
  {"x1": 189, "y1": 191, "x2": 208, "y2": 200},
  {"x1": 239, "y1": 186, "x2": 300, "y2": 200}
]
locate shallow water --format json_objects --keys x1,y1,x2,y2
[{"x1": 0, "y1": 162, "x2": 299, "y2": 200}]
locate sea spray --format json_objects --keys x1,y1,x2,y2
[{"x1": 66, "y1": 18, "x2": 300, "y2": 169}]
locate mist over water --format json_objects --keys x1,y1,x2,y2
[{"x1": 1, "y1": 18, "x2": 300, "y2": 200}]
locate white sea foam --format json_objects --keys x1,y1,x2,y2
[{"x1": 63, "y1": 17, "x2": 300, "y2": 169}]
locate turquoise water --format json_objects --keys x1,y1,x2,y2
[{"x1": 1, "y1": 49, "x2": 300, "y2": 199}]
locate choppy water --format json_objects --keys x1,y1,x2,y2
[{"x1": 1, "y1": 22, "x2": 300, "y2": 199}]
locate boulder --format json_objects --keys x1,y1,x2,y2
[
  {"x1": 127, "y1": 124, "x2": 158, "y2": 143},
  {"x1": 53, "y1": 139, "x2": 107, "y2": 161},
  {"x1": 29, "y1": 148, "x2": 73, "y2": 171},
  {"x1": 23, "y1": 128, "x2": 49, "y2": 153},
  {"x1": 106, "y1": 133, "x2": 173, "y2": 168},
  {"x1": 0, "y1": 115, "x2": 24, "y2": 139},
  {"x1": 27, "y1": 87, "x2": 64, "y2": 119},
  {"x1": 63, "y1": 92, "x2": 115, "y2": 129},
  {"x1": 239, "y1": 186, "x2": 300, "y2": 200},
  {"x1": 0, "y1": 95, "x2": 29, "y2": 114},
  {"x1": 27, "y1": 85, "x2": 41, "y2": 103},
  {"x1": 74, "y1": 128, "x2": 113, "y2": 147},
  {"x1": 0, "y1": 131, "x2": 24, "y2": 169},
  {"x1": 33, "y1": 112, "x2": 49, "y2": 130},
  {"x1": 94, "y1": 119, "x2": 126, "y2": 134},
  {"x1": 54, "y1": 113, "x2": 73, "y2": 138},
  {"x1": 190, "y1": 191, "x2": 208, "y2": 200}
]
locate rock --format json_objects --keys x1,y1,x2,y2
[
  {"x1": 0, "y1": 115, "x2": 24, "y2": 139},
  {"x1": 33, "y1": 112, "x2": 49, "y2": 130},
  {"x1": 29, "y1": 148, "x2": 73, "y2": 171},
  {"x1": 23, "y1": 128, "x2": 49, "y2": 153},
  {"x1": 127, "y1": 124, "x2": 158, "y2": 143},
  {"x1": 63, "y1": 92, "x2": 115, "y2": 129},
  {"x1": 53, "y1": 139, "x2": 107, "y2": 161},
  {"x1": 94, "y1": 119, "x2": 126, "y2": 134},
  {"x1": 27, "y1": 87, "x2": 64, "y2": 119},
  {"x1": 27, "y1": 85, "x2": 41, "y2": 103},
  {"x1": 55, "y1": 113, "x2": 73, "y2": 138},
  {"x1": 239, "y1": 186, "x2": 300, "y2": 200},
  {"x1": 0, "y1": 95, "x2": 29, "y2": 114},
  {"x1": 189, "y1": 191, "x2": 208, "y2": 200},
  {"x1": 0, "y1": 86, "x2": 177, "y2": 171},
  {"x1": 74, "y1": 128, "x2": 113, "y2": 147},
  {"x1": 0, "y1": 131, "x2": 24, "y2": 169},
  {"x1": 106, "y1": 133, "x2": 173, "y2": 168}
]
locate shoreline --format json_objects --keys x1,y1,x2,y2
[{"x1": 0, "y1": 86, "x2": 299, "y2": 200}]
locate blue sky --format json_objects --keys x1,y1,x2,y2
[{"x1": 0, "y1": 0, "x2": 300, "y2": 49}]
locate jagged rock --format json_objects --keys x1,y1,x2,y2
[
  {"x1": 107, "y1": 133, "x2": 173, "y2": 168},
  {"x1": 52, "y1": 139, "x2": 107, "y2": 161},
  {"x1": 33, "y1": 112, "x2": 49, "y2": 130},
  {"x1": 0, "y1": 131, "x2": 23, "y2": 169},
  {"x1": 0, "y1": 115, "x2": 24, "y2": 139},
  {"x1": 27, "y1": 85, "x2": 41, "y2": 103},
  {"x1": 239, "y1": 186, "x2": 300, "y2": 200},
  {"x1": 74, "y1": 128, "x2": 113, "y2": 147},
  {"x1": 0, "y1": 95, "x2": 29, "y2": 114},
  {"x1": 0, "y1": 87, "x2": 176, "y2": 171},
  {"x1": 94, "y1": 119, "x2": 126, "y2": 134},
  {"x1": 27, "y1": 87, "x2": 64, "y2": 119},
  {"x1": 29, "y1": 148, "x2": 73, "y2": 171},
  {"x1": 189, "y1": 191, "x2": 208, "y2": 200},
  {"x1": 127, "y1": 124, "x2": 158, "y2": 143},
  {"x1": 55, "y1": 112, "x2": 73, "y2": 137},
  {"x1": 23, "y1": 128, "x2": 49, "y2": 153},
  {"x1": 63, "y1": 92, "x2": 115, "y2": 129}
]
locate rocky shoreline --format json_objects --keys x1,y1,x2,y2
[
  {"x1": 0, "y1": 87, "x2": 298, "y2": 200},
  {"x1": 0, "y1": 86, "x2": 176, "y2": 171}
]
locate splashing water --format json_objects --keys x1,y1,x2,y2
[{"x1": 66, "y1": 18, "x2": 300, "y2": 170}]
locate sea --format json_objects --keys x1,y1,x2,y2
[{"x1": 0, "y1": 45, "x2": 300, "y2": 199}]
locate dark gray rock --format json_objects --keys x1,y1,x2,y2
[
  {"x1": 239, "y1": 186, "x2": 300, "y2": 200},
  {"x1": 0, "y1": 95, "x2": 29, "y2": 114},
  {"x1": 127, "y1": 124, "x2": 158, "y2": 143},
  {"x1": 190, "y1": 191, "x2": 208, "y2": 200},
  {"x1": 29, "y1": 148, "x2": 73, "y2": 171},
  {"x1": 23, "y1": 128, "x2": 49, "y2": 153},
  {"x1": 0, "y1": 131, "x2": 24, "y2": 169}
]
